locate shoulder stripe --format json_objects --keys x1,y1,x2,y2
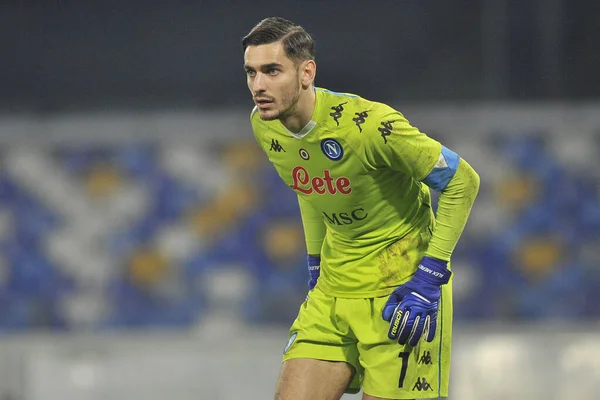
[{"x1": 316, "y1": 88, "x2": 358, "y2": 98}]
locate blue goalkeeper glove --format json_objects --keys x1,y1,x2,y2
[
  {"x1": 382, "y1": 256, "x2": 452, "y2": 346},
  {"x1": 307, "y1": 255, "x2": 320, "y2": 290}
]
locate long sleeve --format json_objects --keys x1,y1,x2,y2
[
  {"x1": 357, "y1": 106, "x2": 479, "y2": 261},
  {"x1": 297, "y1": 195, "x2": 326, "y2": 255},
  {"x1": 425, "y1": 158, "x2": 480, "y2": 261}
]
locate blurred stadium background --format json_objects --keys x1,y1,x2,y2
[{"x1": 1, "y1": 1, "x2": 599, "y2": 399}]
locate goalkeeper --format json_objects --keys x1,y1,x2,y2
[{"x1": 243, "y1": 17, "x2": 480, "y2": 400}]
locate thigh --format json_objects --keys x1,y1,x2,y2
[
  {"x1": 282, "y1": 287, "x2": 363, "y2": 393},
  {"x1": 275, "y1": 358, "x2": 353, "y2": 400},
  {"x1": 351, "y1": 283, "x2": 453, "y2": 399}
]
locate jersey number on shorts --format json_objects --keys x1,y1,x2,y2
[{"x1": 398, "y1": 351, "x2": 410, "y2": 388}]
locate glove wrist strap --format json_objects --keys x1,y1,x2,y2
[
  {"x1": 307, "y1": 255, "x2": 320, "y2": 267},
  {"x1": 415, "y1": 256, "x2": 452, "y2": 286}
]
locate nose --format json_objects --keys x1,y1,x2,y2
[{"x1": 252, "y1": 72, "x2": 267, "y2": 94}]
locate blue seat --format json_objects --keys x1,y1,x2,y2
[{"x1": 99, "y1": 279, "x2": 200, "y2": 329}]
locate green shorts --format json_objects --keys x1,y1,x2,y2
[{"x1": 282, "y1": 283, "x2": 453, "y2": 399}]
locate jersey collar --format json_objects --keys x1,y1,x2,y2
[
  {"x1": 283, "y1": 120, "x2": 317, "y2": 139},
  {"x1": 282, "y1": 88, "x2": 326, "y2": 139}
]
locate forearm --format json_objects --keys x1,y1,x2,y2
[
  {"x1": 298, "y1": 196, "x2": 326, "y2": 255},
  {"x1": 425, "y1": 158, "x2": 480, "y2": 261}
]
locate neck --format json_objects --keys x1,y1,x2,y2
[{"x1": 279, "y1": 86, "x2": 316, "y2": 134}]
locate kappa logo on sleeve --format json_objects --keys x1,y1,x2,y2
[
  {"x1": 329, "y1": 102, "x2": 347, "y2": 126},
  {"x1": 378, "y1": 120, "x2": 398, "y2": 144},
  {"x1": 352, "y1": 110, "x2": 370, "y2": 132}
]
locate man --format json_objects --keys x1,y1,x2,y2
[{"x1": 242, "y1": 17, "x2": 480, "y2": 400}]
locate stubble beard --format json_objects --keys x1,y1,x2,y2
[{"x1": 260, "y1": 79, "x2": 301, "y2": 121}]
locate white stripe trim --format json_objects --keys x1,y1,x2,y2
[
  {"x1": 411, "y1": 291, "x2": 431, "y2": 303},
  {"x1": 285, "y1": 120, "x2": 317, "y2": 139}
]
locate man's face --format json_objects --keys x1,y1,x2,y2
[{"x1": 244, "y1": 41, "x2": 301, "y2": 121}]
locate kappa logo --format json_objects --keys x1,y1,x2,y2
[
  {"x1": 418, "y1": 351, "x2": 433, "y2": 365},
  {"x1": 320, "y1": 138, "x2": 343, "y2": 161},
  {"x1": 378, "y1": 120, "x2": 397, "y2": 144},
  {"x1": 270, "y1": 139, "x2": 286, "y2": 152},
  {"x1": 352, "y1": 110, "x2": 370, "y2": 132},
  {"x1": 412, "y1": 377, "x2": 434, "y2": 391},
  {"x1": 329, "y1": 102, "x2": 347, "y2": 126}
]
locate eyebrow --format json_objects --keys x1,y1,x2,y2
[{"x1": 244, "y1": 62, "x2": 284, "y2": 71}]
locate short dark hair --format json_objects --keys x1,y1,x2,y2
[{"x1": 242, "y1": 17, "x2": 315, "y2": 64}]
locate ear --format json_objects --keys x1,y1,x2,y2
[{"x1": 300, "y1": 60, "x2": 316, "y2": 88}]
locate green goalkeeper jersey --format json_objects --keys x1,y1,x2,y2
[{"x1": 251, "y1": 87, "x2": 477, "y2": 298}]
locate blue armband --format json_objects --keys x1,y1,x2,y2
[{"x1": 422, "y1": 146, "x2": 460, "y2": 191}]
